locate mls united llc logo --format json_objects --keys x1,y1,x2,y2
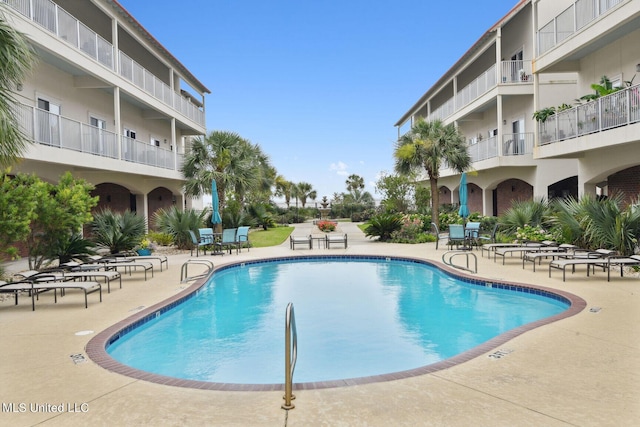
[{"x1": 2, "y1": 402, "x2": 89, "y2": 413}]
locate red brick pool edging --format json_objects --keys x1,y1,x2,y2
[{"x1": 85, "y1": 254, "x2": 587, "y2": 391}]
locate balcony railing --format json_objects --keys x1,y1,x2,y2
[
  {"x1": 4, "y1": 0, "x2": 205, "y2": 127},
  {"x1": 539, "y1": 83, "x2": 640, "y2": 145},
  {"x1": 538, "y1": 0, "x2": 626, "y2": 55},
  {"x1": 467, "y1": 132, "x2": 533, "y2": 162},
  {"x1": 15, "y1": 103, "x2": 182, "y2": 170}
]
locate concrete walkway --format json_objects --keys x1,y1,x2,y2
[{"x1": 0, "y1": 222, "x2": 638, "y2": 426}]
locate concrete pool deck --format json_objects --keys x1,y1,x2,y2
[{"x1": 1, "y1": 221, "x2": 638, "y2": 426}]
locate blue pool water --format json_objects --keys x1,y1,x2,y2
[{"x1": 107, "y1": 257, "x2": 568, "y2": 384}]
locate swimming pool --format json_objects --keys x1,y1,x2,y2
[{"x1": 99, "y1": 256, "x2": 579, "y2": 389}]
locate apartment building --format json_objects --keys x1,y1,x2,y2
[
  {"x1": 4, "y1": 0, "x2": 209, "y2": 225},
  {"x1": 395, "y1": 0, "x2": 639, "y2": 216}
]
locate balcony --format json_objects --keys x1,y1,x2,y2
[
  {"x1": 538, "y1": 83, "x2": 640, "y2": 145},
  {"x1": 4, "y1": 0, "x2": 205, "y2": 127},
  {"x1": 428, "y1": 61, "x2": 531, "y2": 123},
  {"x1": 468, "y1": 133, "x2": 534, "y2": 162},
  {"x1": 15, "y1": 103, "x2": 183, "y2": 170},
  {"x1": 537, "y1": 0, "x2": 626, "y2": 55}
]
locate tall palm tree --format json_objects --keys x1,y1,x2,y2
[
  {"x1": 274, "y1": 175, "x2": 293, "y2": 208},
  {"x1": 345, "y1": 174, "x2": 365, "y2": 193},
  {"x1": 181, "y1": 131, "x2": 272, "y2": 215},
  {"x1": 0, "y1": 4, "x2": 37, "y2": 168},
  {"x1": 296, "y1": 182, "x2": 316, "y2": 208},
  {"x1": 394, "y1": 118, "x2": 471, "y2": 227}
]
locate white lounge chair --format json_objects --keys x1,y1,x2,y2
[
  {"x1": 0, "y1": 275, "x2": 101, "y2": 310},
  {"x1": 548, "y1": 249, "x2": 615, "y2": 281}
]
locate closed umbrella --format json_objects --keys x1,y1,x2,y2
[
  {"x1": 211, "y1": 179, "x2": 222, "y2": 225},
  {"x1": 458, "y1": 172, "x2": 469, "y2": 223}
]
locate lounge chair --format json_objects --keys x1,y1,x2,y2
[
  {"x1": 0, "y1": 275, "x2": 101, "y2": 310},
  {"x1": 326, "y1": 233, "x2": 348, "y2": 249},
  {"x1": 548, "y1": 249, "x2": 615, "y2": 281},
  {"x1": 236, "y1": 226, "x2": 250, "y2": 252},
  {"x1": 17, "y1": 267, "x2": 122, "y2": 294},
  {"x1": 290, "y1": 235, "x2": 312, "y2": 250},
  {"x1": 603, "y1": 255, "x2": 640, "y2": 281},
  {"x1": 217, "y1": 228, "x2": 238, "y2": 254},
  {"x1": 493, "y1": 242, "x2": 550, "y2": 264},
  {"x1": 119, "y1": 252, "x2": 169, "y2": 272},
  {"x1": 522, "y1": 244, "x2": 577, "y2": 271},
  {"x1": 447, "y1": 224, "x2": 468, "y2": 250},
  {"x1": 79, "y1": 255, "x2": 154, "y2": 281}
]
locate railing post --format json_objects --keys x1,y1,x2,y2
[{"x1": 282, "y1": 302, "x2": 297, "y2": 410}]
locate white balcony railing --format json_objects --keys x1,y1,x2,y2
[
  {"x1": 15, "y1": 103, "x2": 181, "y2": 170},
  {"x1": 538, "y1": 0, "x2": 626, "y2": 55},
  {"x1": 467, "y1": 132, "x2": 533, "y2": 162},
  {"x1": 455, "y1": 64, "x2": 497, "y2": 110},
  {"x1": 500, "y1": 60, "x2": 533, "y2": 84},
  {"x1": 4, "y1": 0, "x2": 205, "y2": 127},
  {"x1": 539, "y1": 83, "x2": 640, "y2": 145}
]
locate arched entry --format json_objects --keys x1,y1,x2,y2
[
  {"x1": 548, "y1": 176, "x2": 578, "y2": 201},
  {"x1": 607, "y1": 166, "x2": 640, "y2": 208},
  {"x1": 494, "y1": 179, "x2": 533, "y2": 216},
  {"x1": 148, "y1": 187, "x2": 175, "y2": 229},
  {"x1": 92, "y1": 183, "x2": 136, "y2": 213}
]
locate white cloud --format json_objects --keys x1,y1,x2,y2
[{"x1": 329, "y1": 161, "x2": 349, "y2": 176}]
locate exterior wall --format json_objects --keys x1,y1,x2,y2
[
  {"x1": 92, "y1": 183, "x2": 134, "y2": 213},
  {"x1": 496, "y1": 178, "x2": 533, "y2": 215},
  {"x1": 608, "y1": 166, "x2": 640, "y2": 207},
  {"x1": 467, "y1": 183, "x2": 483, "y2": 214}
]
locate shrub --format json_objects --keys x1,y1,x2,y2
[
  {"x1": 317, "y1": 220, "x2": 337, "y2": 232},
  {"x1": 91, "y1": 209, "x2": 146, "y2": 254},
  {"x1": 146, "y1": 231, "x2": 173, "y2": 246},
  {"x1": 153, "y1": 206, "x2": 207, "y2": 250},
  {"x1": 364, "y1": 214, "x2": 403, "y2": 241}
]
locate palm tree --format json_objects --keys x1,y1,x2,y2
[
  {"x1": 181, "y1": 131, "x2": 273, "y2": 215},
  {"x1": 0, "y1": 4, "x2": 37, "y2": 168},
  {"x1": 274, "y1": 175, "x2": 293, "y2": 208},
  {"x1": 394, "y1": 118, "x2": 471, "y2": 227},
  {"x1": 345, "y1": 174, "x2": 365, "y2": 193},
  {"x1": 296, "y1": 182, "x2": 317, "y2": 208}
]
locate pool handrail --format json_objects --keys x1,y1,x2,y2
[
  {"x1": 442, "y1": 250, "x2": 478, "y2": 274},
  {"x1": 282, "y1": 302, "x2": 297, "y2": 409}
]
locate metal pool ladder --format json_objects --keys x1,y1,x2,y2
[
  {"x1": 282, "y1": 302, "x2": 297, "y2": 410},
  {"x1": 442, "y1": 250, "x2": 478, "y2": 273}
]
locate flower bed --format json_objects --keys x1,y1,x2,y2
[{"x1": 317, "y1": 220, "x2": 337, "y2": 232}]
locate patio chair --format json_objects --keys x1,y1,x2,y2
[
  {"x1": 464, "y1": 222, "x2": 481, "y2": 249},
  {"x1": 189, "y1": 230, "x2": 208, "y2": 257},
  {"x1": 478, "y1": 223, "x2": 500, "y2": 245},
  {"x1": 217, "y1": 228, "x2": 238, "y2": 254},
  {"x1": 431, "y1": 222, "x2": 448, "y2": 250},
  {"x1": 236, "y1": 226, "x2": 251, "y2": 252},
  {"x1": 447, "y1": 224, "x2": 467, "y2": 250},
  {"x1": 326, "y1": 233, "x2": 348, "y2": 249},
  {"x1": 290, "y1": 235, "x2": 312, "y2": 250}
]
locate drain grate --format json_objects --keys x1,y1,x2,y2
[
  {"x1": 488, "y1": 349, "x2": 513, "y2": 359},
  {"x1": 70, "y1": 353, "x2": 86, "y2": 364},
  {"x1": 589, "y1": 306, "x2": 602, "y2": 313},
  {"x1": 129, "y1": 305, "x2": 146, "y2": 312}
]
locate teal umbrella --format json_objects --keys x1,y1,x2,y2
[
  {"x1": 458, "y1": 172, "x2": 469, "y2": 221},
  {"x1": 211, "y1": 180, "x2": 222, "y2": 225}
]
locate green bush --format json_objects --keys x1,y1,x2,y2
[
  {"x1": 364, "y1": 213, "x2": 403, "y2": 241},
  {"x1": 153, "y1": 206, "x2": 207, "y2": 250},
  {"x1": 91, "y1": 209, "x2": 146, "y2": 254},
  {"x1": 146, "y1": 231, "x2": 174, "y2": 246}
]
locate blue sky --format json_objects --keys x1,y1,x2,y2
[{"x1": 118, "y1": 0, "x2": 519, "y2": 201}]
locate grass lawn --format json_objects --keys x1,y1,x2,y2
[{"x1": 249, "y1": 225, "x2": 294, "y2": 248}]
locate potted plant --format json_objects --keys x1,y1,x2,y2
[
  {"x1": 136, "y1": 238, "x2": 153, "y2": 256},
  {"x1": 519, "y1": 69, "x2": 528, "y2": 81}
]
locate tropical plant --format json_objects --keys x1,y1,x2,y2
[
  {"x1": 375, "y1": 172, "x2": 416, "y2": 213},
  {"x1": 0, "y1": 4, "x2": 37, "y2": 168},
  {"x1": 363, "y1": 213, "x2": 403, "y2": 241},
  {"x1": 499, "y1": 198, "x2": 550, "y2": 234},
  {"x1": 91, "y1": 209, "x2": 146, "y2": 254},
  {"x1": 295, "y1": 181, "x2": 317, "y2": 208},
  {"x1": 580, "y1": 194, "x2": 640, "y2": 256},
  {"x1": 181, "y1": 131, "x2": 274, "y2": 216},
  {"x1": 394, "y1": 118, "x2": 471, "y2": 227},
  {"x1": 48, "y1": 233, "x2": 96, "y2": 265},
  {"x1": 578, "y1": 75, "x2": 621, "y2": 103},
  {"x1": 154, "y1": 206, "x2": 207, "y2": 250},
  {"x1": 274, "y1": 175, "x2": 294, "y2": 208},
  {"x1": 146, "y1": 231, "x2": 174, "y2": 246},
  {"x1": 246, "y1": 203, "x2": 275, "y2": 230},
  {"x1": 532, "y1": 106, "x2": 556, "y2": 123}
]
